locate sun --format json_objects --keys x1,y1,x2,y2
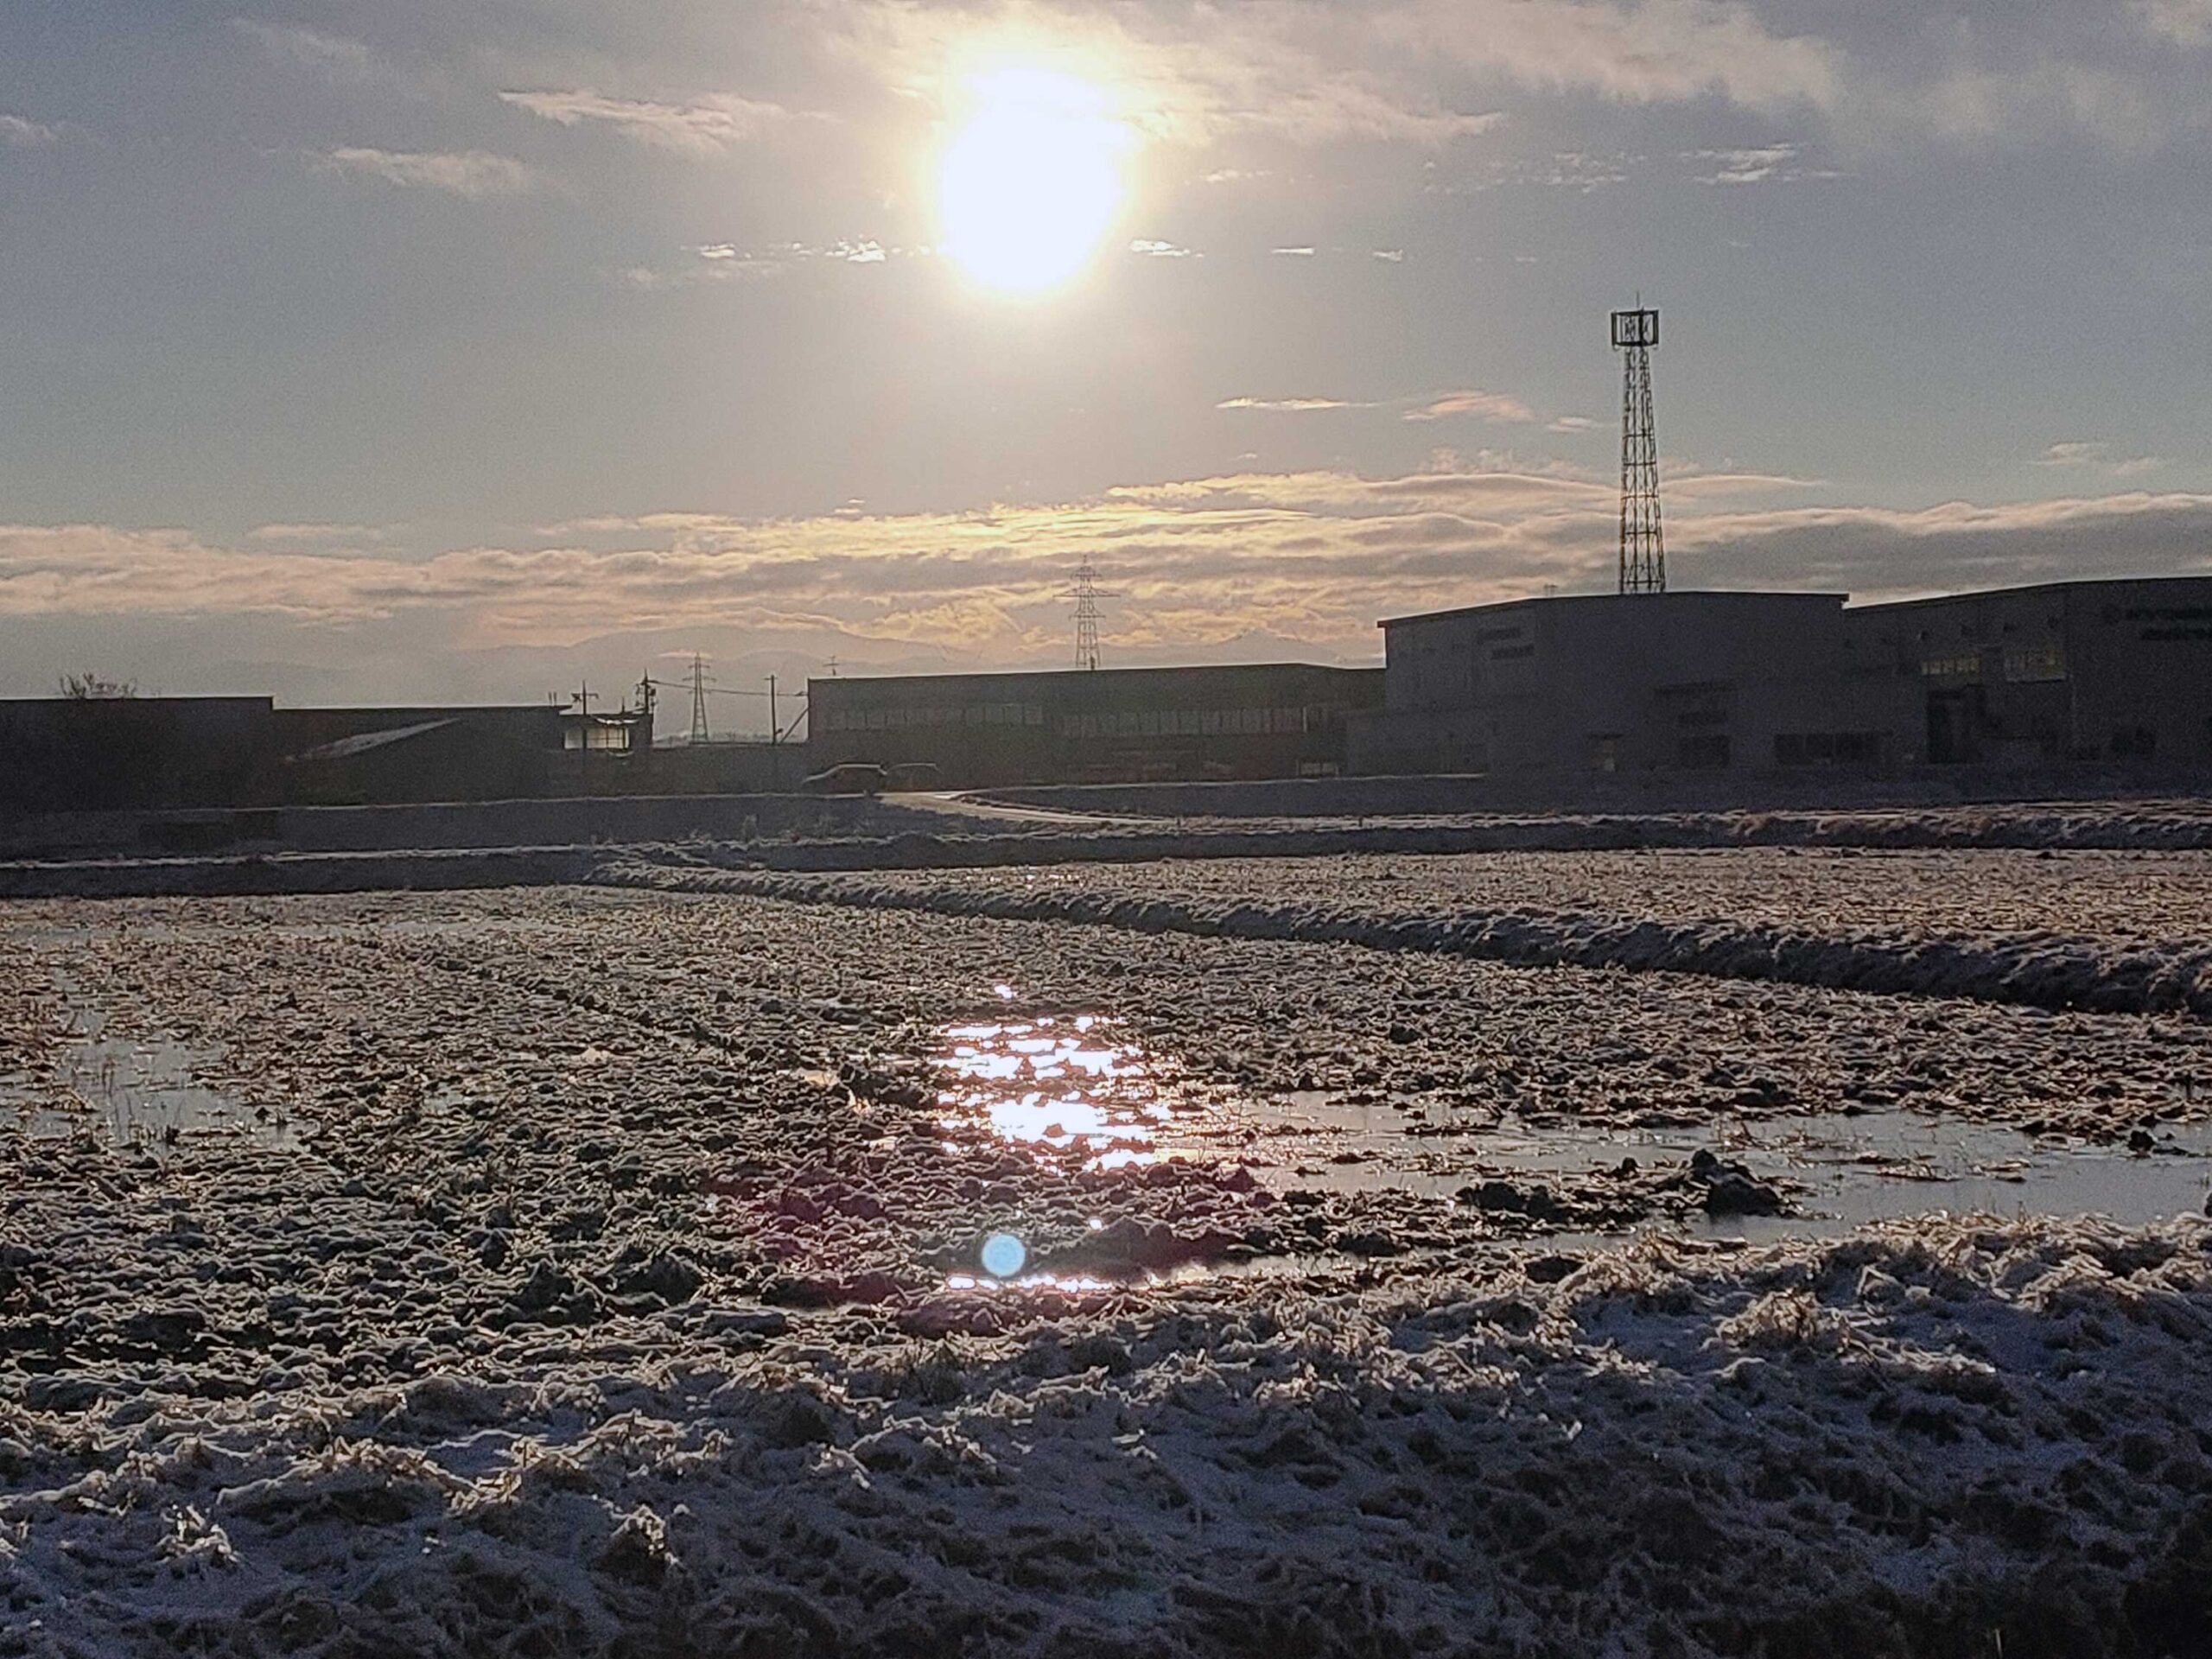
[{"x1": 938, "y1": 68, "x2": 1128, "y2": 293}]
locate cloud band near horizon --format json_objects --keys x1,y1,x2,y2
[{"x1": 3, "y1": 471, "x2": 2209, "y2": 692}]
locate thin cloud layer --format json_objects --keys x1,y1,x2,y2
[
  {"x1": 499, "y1": 90, "x2": 802, "y2": 156},
  {"x1": 0, "y1": 113, "x2": 59, "y2": 148},
  {"x1": 313, "y1": 146, "x2": 537, "y2": 196}
]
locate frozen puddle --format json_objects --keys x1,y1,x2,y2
[
  {"x1": 931, "y1": 1014, "x2": 2212, "y2": 1236},
  {"x1": 13, "y1": 970, "x2": 298, "y2": 1156}
]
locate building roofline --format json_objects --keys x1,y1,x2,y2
[
  {"x1": 809, "y1": 662, "x2": 1381, "y2": 689},
  {"x1": 1846, "y1": 573, "x2": 2212, "y2": 613},
  {"x1": 1377, "y1": 588, "x2": 1849, "y2": 630}
]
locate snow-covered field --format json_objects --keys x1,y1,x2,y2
[{"x1": 5, "y1": 849, "x2": 2212, "y2": 1655}]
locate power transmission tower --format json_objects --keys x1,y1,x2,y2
[
  {"x1": 1071, "y1": 559, "x2": 1122, "y2": 670},
  {"x1": 687, "y1": 653, "x2": 711, "y2": 745},
  {"x1": 1611, "y1": 305, "x2": 1665, "y2": 594}
]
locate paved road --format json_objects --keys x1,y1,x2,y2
[{"x1": 881, "y1": 791, "x2": 1164, "y2": 829}]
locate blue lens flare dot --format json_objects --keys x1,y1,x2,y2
[{"x1": 980, "y1": 1231, "x2": 1027, "y2": 1279}]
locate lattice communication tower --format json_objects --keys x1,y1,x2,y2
[{"x1": 1612, "y1": 307, "x2": 1665, "y2": 594}]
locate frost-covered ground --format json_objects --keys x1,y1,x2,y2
[{"x1": 5, "y1": 861, "x2": 2212, "y2": 1656}]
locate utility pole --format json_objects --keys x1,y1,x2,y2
[{"x1": 766, "y1": 674, "x2": 779, "y2": 787}]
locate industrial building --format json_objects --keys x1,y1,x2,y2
[
  {"x1": 806, "y1": 664, "x2": 1385, "y2": 787},
  {"x1": 0, "y1": 699, "x2": 598, "y2": 813},
  {"x1": 1348, "y1": 575, "x2": 2212, "y2": 776},
  {"x1": 0, "y1": 696, "x2": 277, "y2": 813},
  {"x1": 1840, "y1": 577, "x2": 2212, "y2": 766},
  {"x1": 1351, "y1": 591, "x2": 1901, "y2": 775}
]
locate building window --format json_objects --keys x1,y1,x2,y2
[
  {"x1": 2002, "y1": 646, "x2": 2067, "y2": 683},
  {"x1": 1679, "y1": 734, "x2": 1732, "y2": 769},
  {"x1": 1920, "y1": 654, "x2": 1982, "y2": 680}
]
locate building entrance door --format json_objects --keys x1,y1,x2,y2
[{"x1": 1927, "y1": 687, "x2": 1985, "y2": 764}]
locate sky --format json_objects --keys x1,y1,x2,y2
[{"x1": 3, "y1": 1, "x2": 2209, "y2": 720}]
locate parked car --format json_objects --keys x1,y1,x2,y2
[
  {"x1": 800, "y1": 761, "x2": 887, "y2": 796},
  {"x1": 884, "y1": 761, "x2": 944, "y2": 791}
]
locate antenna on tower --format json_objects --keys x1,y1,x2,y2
[
  {"x1": 1611, "y1": 303, "x2": 1665, "y2": 594},
  {"x1": 686, "y1": 652, "x2": 712, "y2": 745},
  {"x1": 1069, "y1": 559, "x2": 1123, "y2": 670}
]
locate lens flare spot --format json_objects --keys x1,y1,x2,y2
[{"x1": 981, "y1": 1231, "x2": 1028, "y2": 1278}]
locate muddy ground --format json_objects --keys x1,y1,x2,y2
[{"x1": 4, "y1": 849, "x2": 2212, "y2": 1656}]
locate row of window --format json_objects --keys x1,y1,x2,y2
[
  {"x1": 816, "y1": 704, "x2": 1331, "y2": 738},
  {"x1": 816, "y1": 703, "x2": 1046, "y2": 733},
  {"x1": 1920, "y1": 648, "x2": 2070, "y2": 683},
  {"x1": 1058, "y1": 707, "x2": 1322, "y2": 739}
]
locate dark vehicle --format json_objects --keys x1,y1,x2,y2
[
  {"x1": 884, "y1": 761, "x2": 944, "y2": 791},
  {"x1": 800, "y1": 761, "x2": 887, "y2": 796}
]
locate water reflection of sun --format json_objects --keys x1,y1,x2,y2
[
  {"x1": 935, "y1": 1014, "x2": 1187, "y2": 1166},
  {"x1": 938, "y1": 67, "x2": 1131, "y2": 292}
]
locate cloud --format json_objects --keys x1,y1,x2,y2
[
  {"x1": 1403, "y1": 390, "x2": 1541, "y2": 424},
  {"x1": 1687, "y1": 142, "x2": 1842, "y2": 184},
  {"x1": 1548, "y1": 415, "x2": 1600, "y2": 433},
  {"x1": 245, "y1": 523, "x2": 388, "y2": 546},
  {"x1": 0, "y1": 114, "x2": 60, "y2": 149},
  {"x1": 313, "y1": 147, "x2": 537, "y2": 197},
  {"x1": 844, "y1": 0, "x2": 1813, "y2": 148},
  {"x1": 499, "y1": 89, "x2": 799, "y2": 157},
  {"x1": 8, "y1": 478, "x2": 2210, "y2": 681},
  {"x1": 2133, "y1": 0, "x2": 2212, "y2": 47},
  {"x1": 2037, "y1": 441, "x2": 2164, "y2": 478},
  {"x1": 840, "y1": 1, "x2": 2212, "y2": 157},
  {"x1": 1129, "y1": 238, "x2": 1198, "y2": 257},
  {"x1": 1687, "y1": 492, "x2": 2212, "y2": 599},
  {"x1": 232, "y1": 20, "x2": 375, "y2": 79},
  {"x1": 1217, "y1": 397, "x2": 1376, "y2": 412}
]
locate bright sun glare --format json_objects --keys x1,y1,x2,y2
[{"x1": 939, "y1": 68, "x2": 1128, "y2": 293}]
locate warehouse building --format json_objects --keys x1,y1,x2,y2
[
  {"x1": 1348, "y1": 575, "x2": 2212, "y2": 776},
  {"x1": 1841, "y1": 576, "x2": 2212, "y2": 766},
  {"x1": 806, "y1": 664, "x2": 1384, "y2": 787},
  {"x1": 1350, "y1": 590, "x2": 1911, "y2": 775}
]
